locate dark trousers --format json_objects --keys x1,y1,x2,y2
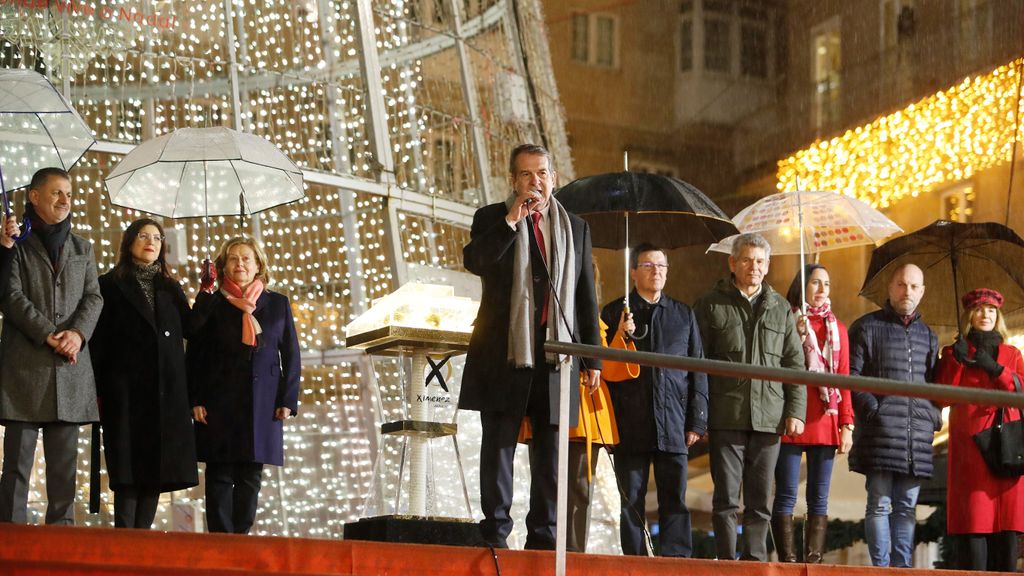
[
  {"x1": 113, "y1": 487, "x2": 160, "y2": 529},
  {"x1": 204, "y1": 462, "x2": 263, "y2": 534},
  {"x1": 528, "y1": 437, "x2": 598, "y2": 552},
  {"x1": 615, "y1": 449, "x2": 692, "y2": 557},
  {"x1": 957, "y1": 532, "x2": 1020, "y2": 572},
  {"x1": 566, "y1": 442, "x2": 599, "y2": 553},
  {"x1": 0, "y1": 422, "x2": 79, "y2": 525},
  {"x1": 709, "y1": 429, "x2": 781, "y2": 561},
  {"x1": 479, "y1": 365, "x2": 560, "y2": 550}
]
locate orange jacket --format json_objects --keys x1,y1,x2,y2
[{"x1": 518, "y1": 320, "x2": 639, "y2": 479}]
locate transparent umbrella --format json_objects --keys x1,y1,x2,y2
[
  {"x1": 708, "y1": 189, "x2": 902, "y2": 308},
  {"x1": 0, "y1": 68, "x2": 96, "y2": 239},
  {"x1": 104, "y1": 126, "x2": 305, "y2": 249}
]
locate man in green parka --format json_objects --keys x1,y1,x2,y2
[{"x1": 694, "y1": 232, "x2": 806, "y2": 561}]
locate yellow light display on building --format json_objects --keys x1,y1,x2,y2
[{"x1": 777, "y1": 58, "x2": 1024, "y2": 208}]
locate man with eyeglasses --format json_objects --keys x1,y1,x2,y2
[
  {"x1": 694, "y1": 232, "x2": 805, "y2": 561},
  {"x1": 600, "y1": 242, "x2": 708, "y2": 557},
  {"x1": 0, "y1": 167, "x2": 103, "y2": 525}
]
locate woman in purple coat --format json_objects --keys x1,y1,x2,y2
[{"x1": 187, "y1": 236, "x2": 300, "y2": 534}]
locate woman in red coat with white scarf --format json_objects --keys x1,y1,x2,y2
[
  {"x1": 935, "y1": 288, "x2": 1024, "y2": 572},
  {"x1": 772, "y1": 264, "x2": 855, "y2": 563}
]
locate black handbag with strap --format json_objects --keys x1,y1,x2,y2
[{"x1": 972, "y1": 372, "x2": 1024, "y2": 478}]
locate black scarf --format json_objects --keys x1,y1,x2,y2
[
  {"x1": 24, "y1": 202, "x2": 71, "y2": 265},
  {"x1": 133, "y1": 262, "x2": 161, "y2": 310},
  {"x1": 968, "y1": 328, "x2": 1003, "y2": 359}
]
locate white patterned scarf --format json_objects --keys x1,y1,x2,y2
[{"x1": 799, "y1": 300, "x2": 842, "y2": 415}]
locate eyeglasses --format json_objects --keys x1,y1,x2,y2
[
  {"x1": 137, "y1": 233, "x2": 163, "y2": 242},
  {"x1": 636, "y1": 263, "x2": 668, "y2": 271}
]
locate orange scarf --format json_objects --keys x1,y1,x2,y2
[{"x1": 221, "y1": 278, "x2": 264, "y2": 346}]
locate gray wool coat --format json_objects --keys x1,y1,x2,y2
[{"x1": 0, "y1": 232, "x2": 103, "y2": 424}]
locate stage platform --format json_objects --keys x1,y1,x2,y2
[{"x1": 0, "y1": 524, "x2": 979, "y2": 575}]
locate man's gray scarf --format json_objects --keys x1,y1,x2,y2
[{"x1": 507, "y1": 195, "x2": 575, "y2": 368}]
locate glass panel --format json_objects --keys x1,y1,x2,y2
[
  {"x1": 705, "y1": 17, "x2": 731, "y2": 73},
  {"x1": 740, "y1": 23, "x2": 766, "y2": 77},
  {"x1": 571, "y1": 13, "x2": 590, "y2": 62},
  {"x1": 680, "y1": 18, "x2": 693, "y2": 71},
  {"x1": 812, "y1": 27, "x2": 842, "y2": 131},
  {"x1": 943, "y1": 186, "x2": 975, "y2": 223},
  {"x1": 705, "y1": 0, "x2": 732, "y2": 15},
  {"x1": 595, "y1": 16, "x2": 616, "y2": 67}
]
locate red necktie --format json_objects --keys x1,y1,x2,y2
[{"x1": 531, "y1": 211, "x2": 549, "y2": 326}]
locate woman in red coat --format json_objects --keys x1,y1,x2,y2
[
  {"x1": 935, "y1": 288, "x2": 1024, "y2": 572},
  {"x1": 772, "y1": 264, "x2": 854, "y2": 563}
]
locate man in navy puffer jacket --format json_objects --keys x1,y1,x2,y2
[{"x1": 848, "y1": 263, "x2": 940, "y2": 568}]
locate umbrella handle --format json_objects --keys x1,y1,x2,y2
[
  {"x1": 621, "y1": 304, "x2": 650, "y2": 341},
  {"x1": 1, "y1": 159, "x2": 30, "y2": 243},
  {"x1": 1, "y1": 188, "x2": 31, "y2": 244},
  {"x1": 14, "y1": 217, "x2": 31, "y2": 243},
  {"x1": 626, "y1": 323, "x2": 649, "y2": 341}
]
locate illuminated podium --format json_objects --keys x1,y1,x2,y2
[{"x1": 342, "y1": 283, "x2": 484, "y2": 546}]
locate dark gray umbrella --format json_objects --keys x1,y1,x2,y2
[
  {"x1": 859, "y1": 220, "x2": 1024, "y2": 328},
  {"x1": 556, "y1": 171, "x2": 738, "y2": 337},
  {"x1": 555, "y1": 171, "x2": 738, "y2": 249}
]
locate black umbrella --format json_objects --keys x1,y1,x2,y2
[
  {"x1": 859, "y1": 220, "x2": 1024, "y2": 328},
  {"x1": 555, "y1": 171, "x2": 738, "y2": 337},
  {"x1": 556, "y1": 171, "x2": 738, "y2": 248}
]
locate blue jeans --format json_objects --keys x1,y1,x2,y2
[
  {"x1": 864, "y1": 471, "x2": 921, "y2": 568},
  {"x1": 773, "y1": 444, "x2": 836, "y2": 516}
]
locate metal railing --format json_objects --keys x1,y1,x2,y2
[
  {"x1": 542, "y1": 339, "x2": 1023, "y2": 575},
  {"x1": 545, "y1": 341, "x2": 1024, "y2": 409}
]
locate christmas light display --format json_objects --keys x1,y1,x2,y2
[
  {"x1": 777, "y1": 58, "x2": 1024, "y2": 208},
  {"x1": 1, "y1": 0, "x2": 617, "y2": 553}
]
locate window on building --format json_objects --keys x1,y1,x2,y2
[
  {"x1": 739, "y1": 4, "x2": 768, "y2": 78},
  {"x1": 595, "y1": 15, "x2": 617, "y2": 66},
  {"x1": 679, "y1": 17, "x2": 693, "y2": 71},
  {"x1": 571, "y1": 13, "x2": 589, "y2": 62},
  {"x1": 740, "y1": 22, "x2": 767, "y2": 77},
  {"x1": 679, "y1": 0, "x2": 772, "y2": 79},
  {"x1": 704, "y1": 14, "x2": 731, "y2": 73},
  {"x1": 880, "y1": 0, "x2": 916, "y2": 66},
  {"x1": 956, "y1": 0, "x2": 993, "y2": 66},
  {"x1": 812, "y1": 19, "x2": 841, "y2": 132},
  {"x1": 941, "y1": 184, "x2": 975, "y2": 223},
  {"x1": 571, "y1": 12, "x2": 619, "y2": 68}
]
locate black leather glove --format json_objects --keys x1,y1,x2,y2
[
  {"x1": 972, "y1": 347, "x2": 1004, "y2": 378},
  {"x1": 951, "y1": 336, "x2": 969, "y2": 364}
]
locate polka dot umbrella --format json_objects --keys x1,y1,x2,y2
[{"x1": 707, "y1": 189, "x2": 903, "y2": 309}]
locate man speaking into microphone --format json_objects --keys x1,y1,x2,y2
[{"x1": 461, "y1": 143, "x2": 602, "y2": 550}]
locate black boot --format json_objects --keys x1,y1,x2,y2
[
  {"x1": 805, "y1": 514, "x2": 828, "y2": 564},
  {"x1": 771, "y1": 514, "x2": 797, "y2": 562}
]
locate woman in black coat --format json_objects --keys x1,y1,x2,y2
[
  {"x1": 187, "y1": 235, "x2": 300, "y2": 534},
  {"x1": 91, "y1": 218, "x2": 198, "y2": 529}
]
